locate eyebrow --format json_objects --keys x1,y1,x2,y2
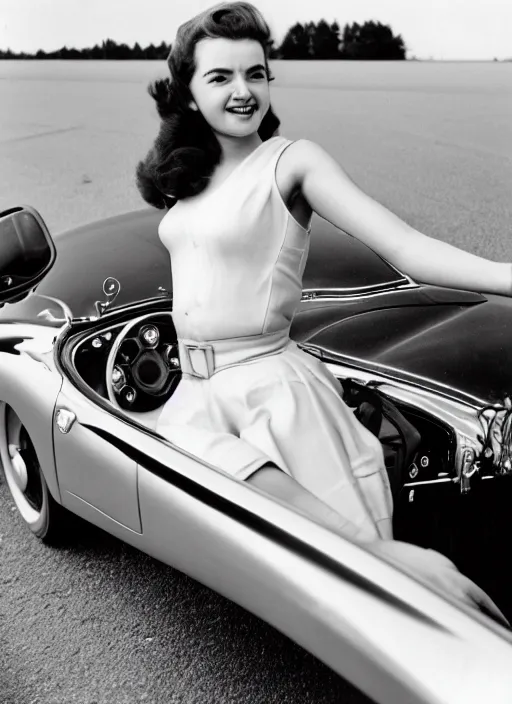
[{"x1": 202, "y1": 63, "x2": 266, "y2": 77}]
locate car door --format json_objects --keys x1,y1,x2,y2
[{"x1": 53, "y1": 376, "x2": 142, "y2": 533}]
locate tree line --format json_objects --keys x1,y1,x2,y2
[
  {"x1": 0, "y1": 39, "x2": 171, "y2": 61},
  {"x1": 278, "y1": 20, "x2": 405, "y2": 59},
  {"x1": 0, "y1": 20, "x2": 406, "y2": 61}
]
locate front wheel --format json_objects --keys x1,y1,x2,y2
[{"x1": 1, "y1": 405, "x2": 68, "y2": 543}]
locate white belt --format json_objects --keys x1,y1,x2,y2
[{"x1": 178, "y1": 329, "x2": 290, "y2": 379}]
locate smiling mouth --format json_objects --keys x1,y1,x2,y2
[{"x1": 226, "y1": 105, "x2": 257, "y2": 115}]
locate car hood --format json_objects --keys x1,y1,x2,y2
[{"x1": 296, "y1": 293, "x2": 512, "y2": 405}]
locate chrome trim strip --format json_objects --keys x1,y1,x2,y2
[
  {"x1": 383, "y1": 258, "x2": 416, "y2": 286},
  {"x1": 403, "y1": 478, "x2": 454, "y2": 488},
  {"x1": 302, "y1": 280, "x2": 407, "y2": 294},
  {"x1": 301, "y1": 281, "x2": 417, "y2": 302},
  {"x1": 320, "y1": 352, "x2": 488, "y2": 409}
]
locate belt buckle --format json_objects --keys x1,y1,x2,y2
[{"x1": 182, "y1": 342, "x2": 215, "y2": 379}]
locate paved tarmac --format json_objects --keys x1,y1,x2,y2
[{"x1": 0, "y1": 482, "x2": 370, "y2": 704}]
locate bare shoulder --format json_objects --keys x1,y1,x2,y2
[
  {"x1": 278, "y1": 139, "x2": 339, "y2": 186},
  {"x1": 275, "y1": 139, "x2": 321, "y2": 189},
  {"x1": 287, "y1": 138, "x2": 329, "y2": 159},
  {"x1": 275, "y1": 140, "x2": 324, "y2": 224},
  {"x1": 275, "y1": 139, "x2": 346, "y2": 228}
]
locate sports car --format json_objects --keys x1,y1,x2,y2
[{"x1": 1, "y1": 204, "x2": 512, "y2": 704}]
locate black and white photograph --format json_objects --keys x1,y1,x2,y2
[{"x1": 0, "y1": 1, "x2": 511, "y2": 702}]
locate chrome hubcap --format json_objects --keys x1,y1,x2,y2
[
  {"x1": 3, "y1": 408, "x2": 45, "y2": 524},
  {"x1": 8, "y1": 443, "x2": 28, "y2": 491}
]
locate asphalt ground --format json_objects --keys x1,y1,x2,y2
[
  {"x1": 0, "y1": 59, "x2": 511, "y2": 703},
  {"x1": 0, "y1": 484, "x2": 370, "y2": 704}
]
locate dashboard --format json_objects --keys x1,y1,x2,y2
[{"x1": 72, "y1": 312, "x2": 181, "y2": 412}]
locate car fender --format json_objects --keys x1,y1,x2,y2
[
  {"x1": 0, "y1": 323, "x2": 64, "y2": 501},
  {"x1": 133, "y1": 439, "x2": 512, "y2": 704}
]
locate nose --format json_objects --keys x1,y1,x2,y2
[{"x1": 232, "y1": 74, "x2": 251, "y2": 100}]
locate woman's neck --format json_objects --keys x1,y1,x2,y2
[{"x1": 216, "y1": 134, "x2": 263, "y2": 167}]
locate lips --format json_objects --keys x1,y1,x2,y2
[{"x1": 226, "y1": 105, "x2": 257, "y2": 115}]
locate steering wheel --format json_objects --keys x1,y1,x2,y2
[{"x1": 105, "y1": 312, "x2": 181, "y2": 413}]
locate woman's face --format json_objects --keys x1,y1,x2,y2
[{"x1": 188, "y1": 37, "x2": 270, "y2": 139}]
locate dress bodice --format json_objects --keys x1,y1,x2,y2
[{"x1": 158, "y1": 136, "x2": 312, "y2": 341}]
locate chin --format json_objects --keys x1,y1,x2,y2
[
  {"x1": 217, "y1": 112, "x2": 265, "y2": 134},
  {"x1": 217, "y1": 123, "x2": 263, "y2": 139}
]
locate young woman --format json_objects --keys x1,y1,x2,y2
[{"x1": 136, "y1": 2, "x2": 510, "y2": 622}]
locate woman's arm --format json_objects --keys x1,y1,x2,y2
[
  {"x1": 248, "y1": 464, "x2": 508, "y2": 625},
  {"x1": 292, "y1": 140, "x2": 512, "y2": 296}
]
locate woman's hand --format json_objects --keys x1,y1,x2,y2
[
  {"x1": 248, "y1": 465, "x2": 509, "y2": 627},
  {"x1": 369, "y1": 539, "x2": 510, "y2": 627}
]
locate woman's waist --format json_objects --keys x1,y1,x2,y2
[
  {"x1": 171, "y1": 284, "x2": 302, "y2": 341},
  {"x1": 177, "y1": 328, "x2": 291, "y2": 379}
]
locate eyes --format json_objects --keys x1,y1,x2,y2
[{"x1": 208, "y1": 70, "x2": 268, "y2": 84}]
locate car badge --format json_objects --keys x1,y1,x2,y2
[{"x1": 55, "y1": 408, "x2": 77, "y2": 434}]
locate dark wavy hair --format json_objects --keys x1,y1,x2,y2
[{"x1": 135, "y1": 2, "x2": 281, "y2": 209}]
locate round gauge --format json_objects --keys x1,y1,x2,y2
[
  {"x1": 140, "y1": 325, "x2": 159, "y2": 348},
  {"x1": 119, "y1": 385, "x2": 136, "y2": 405},
  {"x1": 112, "y1": 365, "x2": 126, "y2": 388}
]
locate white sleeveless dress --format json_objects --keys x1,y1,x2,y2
[{"x1": 157, "y1": 136, "x2": 393, "y2": 541}]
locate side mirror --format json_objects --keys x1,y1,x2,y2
[{"x1": 0, "y1": 206, "x2": 57, "y2": 306}]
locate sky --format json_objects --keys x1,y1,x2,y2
[{"x1": 0, "y1": 0, "x2": 510, "y2": 60}]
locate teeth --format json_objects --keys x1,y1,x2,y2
[{"x1": 228, "y1": 107, "x2": 254, "y2": 113}]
